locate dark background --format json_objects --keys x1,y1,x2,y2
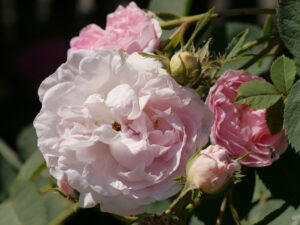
[{"x1": 0, "y1": 0, "x2": 276, "y2": 224}]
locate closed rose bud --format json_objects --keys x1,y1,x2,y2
[
  {"x1": 58, "y1": 180, "x2": 75, "y2": 198},
  {"x1": 170, "y1": 51, "x2": 200, "y2": 85},
  {"x1": 187, "y1": 145, "x2": 238, "y2": 194}
]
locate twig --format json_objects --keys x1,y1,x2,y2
[
  {"x1": 160, "y1": 8, "x2": 276, "y2": 29},
  {"x1": 216, "y1": 194, "x2": 228, "y2": 225}
]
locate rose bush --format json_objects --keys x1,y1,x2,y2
[
  {"x1": 69, "y1": 2, "x2": 162, "y2": 54},
  {"x1": 187, "y1": 145, "x2": 238, "y2": 194},
  {"x1": 206, "y1": 70, "x2": 288, "y2": 167},
  {"x1": 34, "y1": 49, "x2": 213, "y2": 215}
]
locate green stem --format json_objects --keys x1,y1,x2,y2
[
  {"x1": 240, "y1": 37, "x2": 280, "y2": 70},
  {"x1": 160, "y1": 8, "x2": 276, "y2": 29},
  {"x1": 228, "y1": 191, "x2": 241, "y2": 225},
  {"x1": 212, "y1": 8, "x2": 276, "y2": 18},
  {"x1": 113, "y1": 214, "x2": 138, "y2": 224},
  {"x1": 238, "y1": 32, "x2": 278, "y2": 55},
  {"x1": 216, "y1": 194, "x2": 228, "y2": 225},
  {"x1": 161, "y1": 14, "x2": 205, "y2": 29},
  {"x1": 165, "y1": 186, "x2": 203, "y2": 225}
]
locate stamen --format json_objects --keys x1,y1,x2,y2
[{"x1": 112, "y1": 121, "x2": 121, "y2": 131}]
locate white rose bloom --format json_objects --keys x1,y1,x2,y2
[{"x1": 34, "y1": 49, "x2": 213, "y2": 215}]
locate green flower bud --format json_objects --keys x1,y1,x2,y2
[{"x1": 170, "y1": 51, "x2": 201, "y2": 85}]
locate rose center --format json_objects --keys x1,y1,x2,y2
[{"x1": 112, "y1": 121, "x2": 121, "y2": 131}]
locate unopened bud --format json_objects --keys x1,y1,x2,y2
[
  {"x1": 187, "y1": 145, "x2": 238, "y2": 194},
  {"x1": 170, "y1": 51, "x2": 201, "y2": 85},
  {"x1": 58, "y1": 180, "x2": 75, "y2": 198}
]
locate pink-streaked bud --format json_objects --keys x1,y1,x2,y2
[
  {"x1": 58, "y1": 180, "x2": 75, "y2": 198},
  {"x1": 187, "y1": 145, "x2": 238, "y2": 194}
]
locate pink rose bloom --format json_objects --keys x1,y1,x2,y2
[
  {"x1": 69, "y1": 2, "x2": 162, "y2": 54},
  {"x1": 187, "y1": 145, "x2": 238, "y2": 194},
  {"x1": 206, "y1": 70, "x2": 288, "y2": 167},
  {"x1": 34, "y1": 49, "x2": 213, "y2": 215}
]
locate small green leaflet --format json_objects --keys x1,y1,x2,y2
[
  {"x1": 235, "y1": 80, "x2": 281, "y2": 109},
  {"x1": 278, "y1": 0, "x2": 300, "y2": 75},
  {"x1": 284, "y1": 80, "x2": 300, "y2": 153},
  {"x1": 270, "y1": 55, "x2": 296, "y2": 94},
  {"x1": 224, "y1": 29, "x2": 248, "y2": 63}
]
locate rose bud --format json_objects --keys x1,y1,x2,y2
[
  {"x1": 170, "y1": 51, "x2": 201, "y2": 85},
  {"x1": 57, "y1": 180, "x2": 75, "y2": 198},
  {"x1": 187, "y1": 145, "x2": 238, "y2": 194}
]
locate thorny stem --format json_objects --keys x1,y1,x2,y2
[
  {"x1": 160, "y1": 8, "x2": 276, "y2": 28},
  {"x1": 216, "y1": 194, "x2": 228, "y2": 225}
]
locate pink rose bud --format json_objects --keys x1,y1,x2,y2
[
  {"x1": 187, "y1": 145, "x2": 238, "y2": 194},
  {"x1": 206, "y1": 70, "x2": 288, "y2": 167},
  {"x1": 170, "y1": 51, "x2": 201, "y2": 85},
  {"x1": 58, "y1": 180, "x2": 75, "y2": 198},
  {"x1": 69, "y1": 2, "x2": 162, "y2": 54}
]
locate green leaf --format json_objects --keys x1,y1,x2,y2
[
  {"x1": 185, "y1": 8, "x2": 214, "y2": 49},
  {"x1": 163, "y1": 26, "x2": 186, "y2": 51},
  {"x1": 252, "y1": 201, "x2": 291, "y2": 225},
  {"x1": 242, "y1": 199, "x2": 286, "y2": 225},
  {"x1": 198, "y1": 38, "x2": 211, "y2": 63},
  {"x1": 252, "y1": 173, "x2": 271, "y2": 204},
  {"x1": 235, "y1": 80, "x2": 281, "y2": 109},
  {"x1": 266, "y1": 98, "x2": 284, "y2": 135},
  {"x1": 284, "y1": 80, "x2": 300, "y2": 152},
  {"x1": 210, "y1": 22, "x2": 262, "y2": 55},
  {"x1": 278, "y1": 0, "x2": 300, "y2": 75},
  {"x1": 224, "y1": 29, "x2": 248, "y2": 62},
  {"x1": 0, "y1": 156, "x2": 17, "y2": 201},
  {"x1": 243, "y1": 199, "x2": 300, "y2": 225},
  {"x1": 156, "y1": 12, "x2": 180, "y2": 21},
  {"x1": 146, "y1": 200, "x2": 171, "y2": 214},
  {"x1": 148, "y1": 0, "x2": 192, "y2": 17},
  {"x1": 217, "y1": 55, "x2": 273, "y2": 77},
  {"x1": 0, "y1": 180, "x2": 47, "y2": 225},
  {"x1": 262, "y1": 15, "x2": 273, "y2": 36},
  {"x1": 209, "y1": 22, "x2": 273, "y2": 76},
  {"x1": 0, "y1": 138, "x2": 22, "y2": 169},
  {"x1": 189, "y1": 215, "x2": 205, "y2": 225},
  {"x1": 17, "y1": 151, "x2": 46, "y2": 181},
  {"x1": 43, "y1": 193, "x2": 74, "y2": 225},
  {"x1": 16, "y1": 124, "x2": 38, "y2": 161},
  {"x1": 270, "y1": 56, "x2": 296, "y2": 94}
]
